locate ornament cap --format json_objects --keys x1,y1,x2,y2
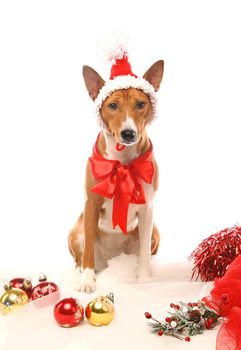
[
  {"x1": 23, "y1": 278, "x2": 32, "y2": 289},
  {"x1": 38, "y1": 273, "x2": 47, "y2": 282},
  {"x1": 3, "y1": 280, "x2": 11, "y2": 291},
  {"x1": 107, "y1": 292, "x2": 114, "y2": 304}
]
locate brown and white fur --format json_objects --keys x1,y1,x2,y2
[{"x1": 68, "y1": 60, "x2": 164, "y2": 293}]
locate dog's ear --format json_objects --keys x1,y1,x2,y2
[
  {"x1": 143, "y1": 60, "x2": 164, "y2": 92},
  {"x1": 82, "y1": 66, "x2": 105, "y2": 101}
]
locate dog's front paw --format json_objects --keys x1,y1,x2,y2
[{"x1": 79, "y1": 268, "x2": 96, "y2": 293}]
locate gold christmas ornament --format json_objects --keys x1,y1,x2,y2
[
  {"x1": 85, "y1": 293, "x2": 114, "y2": 326},
  {"x1": 0, "y1": 282, "x2": 29, "y2": 314}
]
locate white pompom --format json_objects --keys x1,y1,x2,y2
[{"x1": 97, "y1": 29, "x2": 129, "y2": 63}]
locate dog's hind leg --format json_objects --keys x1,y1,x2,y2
[
  {"x1": 151, "y1": 224, "x2": 160, "y2": 255},
  {"x1": 68, "y1": 213, "x2": 84, "y2": 269}
]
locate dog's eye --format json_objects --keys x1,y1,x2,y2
[
  {"x1": 136, "y1": 101, "x2": 145, "y2": 109},
  {"x1": 108, "y1": 102, "x2": 118, "y2": 110}
]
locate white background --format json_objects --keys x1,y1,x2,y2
[{"x1": 0, "y1": 0, "x2": 241, "y2": 275}]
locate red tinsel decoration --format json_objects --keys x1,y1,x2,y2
[{"x1": 189, "y1": 224, "x2": 241, "y2": 282}]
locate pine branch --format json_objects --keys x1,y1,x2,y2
[{"x1": 145, "y1": 300, "x2": 221, "y2": 342}]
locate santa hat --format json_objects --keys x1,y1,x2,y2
[{"x1": 95, "y1": 31, "x2": 158, "y2": 126}]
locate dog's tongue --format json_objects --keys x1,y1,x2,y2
[{"x1": 116, "y1": 143, "x2": 126, "y2": 151}]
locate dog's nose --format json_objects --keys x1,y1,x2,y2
[{"x1": 120, "y1": 129, "x2": 136, "y2": 142}]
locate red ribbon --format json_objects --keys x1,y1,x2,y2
[
  {"x1": 88, "y1": 134, "x2": 154, "y2": 234},
  {"x1": 115, "y1": 143, "x2": 126, "y2": 151}
]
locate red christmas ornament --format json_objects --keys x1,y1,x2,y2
[
  {"x1": 189, "y1": 224, "x2": 241, "y2": 281},
  {"x1": 9, "y1": 277, "x2": 32, "y2": 298},
  {"x1": 31, "y1": 274, "x2": 60, "y2": 306},
  {"x1": 54, "y1": 298, "x2": 84, "y2": 328},
  {"x1": 31, "y1": 281, "x2": 59, "y2": 300}
]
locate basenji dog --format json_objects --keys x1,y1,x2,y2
[{"x1": 68, "y1": 47, "x2": 164, "y2": 293}]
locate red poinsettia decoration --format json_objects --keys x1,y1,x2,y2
[{"x1": 203, "y1": 255, "x2": 241, "y2": 350}]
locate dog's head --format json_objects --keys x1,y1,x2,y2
[{"x1": 82, "y1": 61, "x2": 164, "y2": 145}]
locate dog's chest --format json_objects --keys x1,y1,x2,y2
[
  {"x1": 98, "y1": 198, "x2": 139, "y2": 234},
  {"x1": 97, "y1": 132, "x2": 155, "y2": 234},
  {"x1": 98, "y1": 180, "x2": 154, "y2": 234}
]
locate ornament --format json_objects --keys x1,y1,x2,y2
[
  {"x1": 31, "y1": 273, "x2": 60, "y2": 305},
  {"x1": 189, "y1": 224, "x2": 241, "y2": 281},
  {"x1": 85, "y1": 293, "x2": 114, "y2": 326},
  {"x1": 9, "y1": 277, "x2": 32, "y2": 298},
  {"x1": 54, "y1": 298, "x2": 84, "y2": 328},
  {"x1": 0, "y1": 282, "x2": 29, "y2": 314}
]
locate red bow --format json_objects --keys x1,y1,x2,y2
[{"x1": 88, "y1": 135, "x2": 154, "y2": 234}]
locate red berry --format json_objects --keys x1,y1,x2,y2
[
  {"x1": 175, "y1": 305, "x2": 180, "y2": 310},
  {"x1": 170, "y1": 303, "x2": 175, "y2": 308},
  {"x1": 145, "y1": 312, "x2": 152, "y2": 319},
  {"x1": 205, "y1": 318, "x2": 214, "y2": 329},
  {"x1": 165, "y1": 317, "x2": 171, "y2": 323},
  {"x1": 188, "y1": 303, "x2": 192, "y2": 307},
  {"x1": 192, "y1": 303, "x2": 197, "y2": 307},
  {"x1": 185, "y1": 337, "x2": 191, "y2": 342},
  {"x1": 157, "y1": 330, "x2": 164, "y2": 336}
]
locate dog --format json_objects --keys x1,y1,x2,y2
[{"x1": 68, "y1": 44, "x2": 164, "y2": 293}]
